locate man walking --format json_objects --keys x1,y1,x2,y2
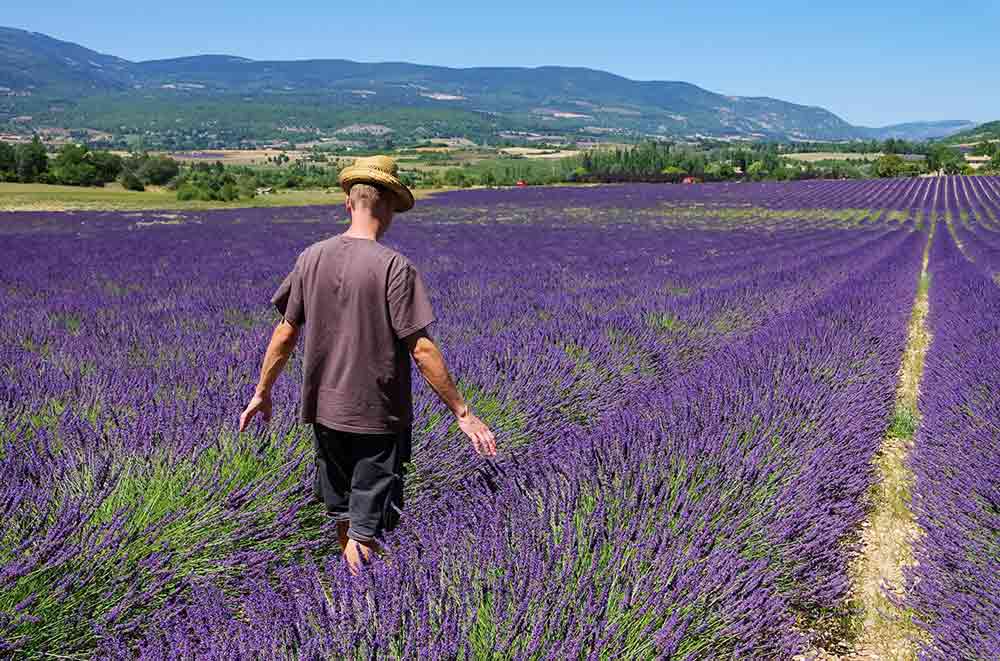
[{"x1": 239, "y1": 155, "x2": 496, "y2": 573}]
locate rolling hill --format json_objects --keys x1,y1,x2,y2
[
  {"x1": 0, "y1": 26, "x2": 978, "y2": 148},
  {"x1": 942, "y1": 121, "x2": 1000, "y2": 145},
  {"x1": 862, "y1": 120, "x2": 978, "y2": 141}
]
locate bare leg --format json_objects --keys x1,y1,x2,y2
[
  {"x1": 344, "y1": 538, "x2": 380, "y2": 575},
  {"x1": 336, "y1": 519, "x2": 350, "y2": 552}
]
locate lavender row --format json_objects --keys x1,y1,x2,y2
[
  {"x1": 404, "y1": 223, "x2": 909, "y2": 514},
  {"x1": 0, "y1": 178, "x2": 942, "y2": 657},
  {"x1": 907, "y1": 229, "x2": 1000, "y2": 660},
  {"x1": 0, "y1": 198, "x2": 905, "y2": 656},
  {"x1": 426, "y1": 177, "x2": 999, "y2": 214},
  {"x1": 98, "y1": 221, "x2": 923, "y2": 658}
]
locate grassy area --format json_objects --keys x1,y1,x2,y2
[
  {"x1": 0, "y1": 182, "x2": 448, "y2": 212},
  {"x1": 0, "y1": 182, "x2": 345, "y2": 211}
]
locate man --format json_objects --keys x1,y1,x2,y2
[{"x1": 239, "y1": 155, "x2": 497, "y2": 573}]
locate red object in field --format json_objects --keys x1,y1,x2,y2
[
  {"x1": 516, "y1": 180, "x2": 527, "y2": 187},
  {"x1": 682, "y1": 176, "x2": 701, "y2": 185}
]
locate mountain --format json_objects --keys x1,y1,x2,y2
[
  {"x1": 941, "y1": 121, "x2": 1000, "y2": 145},
  {"x1": 0, "y1": 27, "x2": 975, "y2": 148},
  {"x1": 127, "y1": 57, "x2": 861, "y2": 140},
  {"x1": 861, "y1": 120, "x2": 979, "y2": 141},
  {"x1": 0, "y1": 26, "x2": 132, "y2": 93}
]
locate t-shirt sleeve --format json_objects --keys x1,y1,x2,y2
[
  {"x1": 270, "y1": 254, "x2": 306, "y2": 327},
  {"x1": 387, "y1": 257, "x2": 436, "y2": 339}
]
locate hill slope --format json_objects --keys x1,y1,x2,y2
[
  {"x1": 862, "y1": 120, "x2": 978, "y2": 141},
  {"x1": 0, "y1": 26, "x2": 976, "y2": 147},
  {"x1": 942, "y1": 121, "x2": 1000, "y2": 145},
  {"x1": 0, "y1": 26, "x2": 132, "y2": 93}
]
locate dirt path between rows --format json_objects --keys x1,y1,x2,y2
[
  {"x1": 845, "y1": 218, "x2": 934, "y2": 660},
  {"x1": 798, "y1": 220, "x2": 935, "y2": 661}
]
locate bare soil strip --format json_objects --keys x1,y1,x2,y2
[
  {"x1": 798, "y1": 221, "x2": 935, "y2": 661},
  {"x1": 847, "y1": 220, "x2": 935, "y2": 660}
]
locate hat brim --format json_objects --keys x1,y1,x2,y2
[{"x1": 338, "y1": 167, "x2": 415, "y2": 212}]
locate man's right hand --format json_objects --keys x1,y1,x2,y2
[
  {"x1": 457, "y1": 408, "x2": 497, "y2": 457},
  {"x1": 408, "y1": 329, "x2": 498, "y2": 457}
]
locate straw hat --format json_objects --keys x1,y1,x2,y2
[{"x1": 338, "y1": 155, "x2": 414, "y2": 212}]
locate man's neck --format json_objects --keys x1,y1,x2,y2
[{"x1": 342, "y1": 216, "x2": 379, "y2": 241}]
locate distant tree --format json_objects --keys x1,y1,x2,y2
[
  {"x1": 137, "y1": 156, "x2": 180, "y2": 185},
  {"x1": 15, "y1": 136, "x2": 49, "y2": 183},
  {"x1": 237, "y1": 174, "x2": 258, "y2": 198},
  {"x1": 874, "y1": 153, "x2": 906, "y2": 178},
  {"x1": 942, "y1": 154, "x2": 966, "y2": 176},
  {"x1": 746, "y1": 161, "x2": 768, "y2": 180},
  {"x1": 772, "y1": 165, "x2": 795, "y2": 181},
  {"x1": 991, "y1": 149, "x2": 1000, "y2": 172},
  {"x1": 828, "y1": 161, "x2": 863, "y2": 179},
  {"x1": 730, "y1": 149, "x2": 751, "y2": 173},
  {"x1": 90, "y1": 151, "x2": 124, "y2": 183},
  {"x1": 176, "y1": 183, "x2": 201, "y2": 201},
  {"x1": 925, "y1": 148, "x2": 941, "y2": 173},
  {"x1": 760, "y1": 151, "x2": 782, "y2": 173},
  {"x1": 704, "y1": 161, "x2": 735, "y2": 181},
  {"x1": 972, "y1": 142, "x2": 994, "y2": 157},
  {"x1": 219, "y1": 181, "x2": 238, "y2": 201},
  {"x1": 119, "y1": 170, "x2": 145, "y2": 191},
  {"x1": 926, "y1": 145, "x2": 964, "y2": 175},
  {"x1": 0, "y1": 141, "x2": 16, "y2": 181},
  {"x1": 443, "y1": 169, "x2": 467, "y2": 187},
  {"x1": 881, "y1": 138, "x2": 913, "y2": 155},
  {"x1": 50, "y1": 144, "x2": 99, "y2": 186}
]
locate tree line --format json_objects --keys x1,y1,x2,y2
[
  {"x1": 173, "y1": 160, "x2": 345, "y2": 201},
  {"x1": 0, "y1": 137, "x2": 179, "y2": 189},
  {"x1": 4, "y1": 136, "x2": 996, "y2": 201},
  {"x1": 424, "y1": 140, "x2": 994, "y2": 188},
  {"x1": 0, "y1": 137, "x2": 345, "y2": 201}
]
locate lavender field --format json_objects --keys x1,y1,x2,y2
[{"x1": 2, "y1": 178, "x2": 998, "y2": 659}]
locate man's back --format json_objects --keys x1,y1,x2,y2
[{"x1": 272, "y1": 235, "x2": 435, "y2": 433}]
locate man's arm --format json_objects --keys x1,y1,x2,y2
[
  {"x1": 405, "y1": 329, "x2": 497, "y2": 457},
  {"x1": 239, "y1": 320, "x2": 300, "y2": 432}
]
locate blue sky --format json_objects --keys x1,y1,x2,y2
[{"x1": 6, "y1": 1, "x2": 997, "y2": 126}]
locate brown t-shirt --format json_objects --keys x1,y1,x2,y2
[{"x1": 271, "y1": 235, "x2": 435, "y2": 434}]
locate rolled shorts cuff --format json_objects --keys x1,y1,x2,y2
[
  {"x1": 347, "y1": 527, "x2": 376, "y2": 544},
  {"x1": 324, "y1": 509, "x2": 351, "y2": 523}
]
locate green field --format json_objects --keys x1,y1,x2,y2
[
  {"x1": 0, "y1": 183, "x2": 463, "y2": 212},
  {"x1": 0, "y1": 182, "x2": 353, "y2": 211}
]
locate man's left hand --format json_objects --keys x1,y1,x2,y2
[{"x1": 239, "y1": 392, "x2": 273, "y2": 432}]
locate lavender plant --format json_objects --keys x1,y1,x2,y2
[{"x1": 908, "y1": 226, "x2": 1000, "y2": 660}]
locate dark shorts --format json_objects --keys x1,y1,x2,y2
[{"x1": 312, "y1": 423, "x2": 411, "y2": 543}]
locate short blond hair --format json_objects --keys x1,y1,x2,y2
[{"x1": 349, "y1": 183, "x2": 387, "y2": 209}]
